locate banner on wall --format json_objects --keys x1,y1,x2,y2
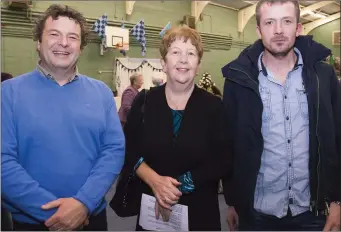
[
  {"x1": 114, "y1": 58, "x2": 167, "y2": 96},
  {"x1": 116, "y1": 59, "x2": 163, "y2": 73}
]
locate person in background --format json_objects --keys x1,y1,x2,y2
[
  {"x1": 1, "y1": 4, "x2": 125, "y2": 231},
  {"x1": 1, "y1": 72, "x2": 14, "y2": 231},
  {"x1": 118, "y1": 73, "x2": 144, "y2": 127},
  {"x1": 222, "y1": 0, "x2": 340, "y2": 230},
  {"x1": 151, "y1": 76, "x2": 164, "y2": 87},
  {"x1": 121, "y1": 25, "x2": 232, "y2": 231},
  {"x1": 197, "y1": 72, "x2": 222, "y2": 98}
]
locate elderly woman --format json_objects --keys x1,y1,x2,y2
[
  {"x1": 151, "y1": 76, "x2": 164, "y2": 87},
  {"x1": 123, "y1": 26, "x2": 232, "y2": 231}
]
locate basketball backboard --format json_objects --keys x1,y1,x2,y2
[{"x1": 105, "y1": 26, "x2": 129, "y2": 50}]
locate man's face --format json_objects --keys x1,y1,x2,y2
[
  {"x1": 37, "y1": 16, "x2": 82, "y2": 70},
  {"x1": 256, "y1": 2, "x2": 302, "y2": 57},
  {"x1": 135, "y1": 75, "x2": 144, "y2": 89}
]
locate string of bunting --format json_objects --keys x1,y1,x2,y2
[{"x1": 116, "y1": 59, "x2": 163, "y2": 72}]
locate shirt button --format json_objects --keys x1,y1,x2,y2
[
  {"x1": 289, "y1": 162, "x2": 292, "y2": 167},
  {"x1": 288, "y1": 139, "x2": 291, "y2": 143},
  {"x1": 284, "y1": 95, "x2": 287, "y2": 99},
  {"x1": 286, "y1": 116, "x2": 289, "y2": 120}
]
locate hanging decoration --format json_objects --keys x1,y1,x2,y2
[
  {"x1": 92, "y1": 13, "x2": 108, "y2": 41},
  {"x1": 115, "y1": 59, "x2": 163, "y2": 72},
  {"x1": 130, "y1": 20, "x2": 147, "y2": 56},
  {"x1": 197, "y1": 72, "x2": 214, "y2": 90},
  {"x1": 197, "y1": 72, "x2": 222, "y2": 97}
]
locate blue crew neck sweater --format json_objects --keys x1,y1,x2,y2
[{"x1": 1, "y1": 69, "x2": 125, "y2": 224}]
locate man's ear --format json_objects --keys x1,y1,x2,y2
[
  {"x1": 296, "y1": 23, "x2": 302, "y2": 36},
  {"x1": 256, "y1": 26, "x2": 262, "y2": 40}
]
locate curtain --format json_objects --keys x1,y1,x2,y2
[{"x1": 114, "y1": 58, "x2": 167, "y2": 96}]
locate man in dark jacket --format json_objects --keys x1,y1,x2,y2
[{"x1": 222, "y1": 0, "x2": 340, "y2": 231}]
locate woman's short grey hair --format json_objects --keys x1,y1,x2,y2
[
  {"x1": 130, "y1": 73, "x2": 142, "y2": 85},
  {"x1": 152, "y1": 76, "x2": 164, "y2": 86}
]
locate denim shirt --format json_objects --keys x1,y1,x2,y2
[{"x1": 254, "y1": 48, "x2": 310, "y2": 218}]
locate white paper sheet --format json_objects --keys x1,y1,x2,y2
[{"x1": 139, "y1": 193, "x2": 189, "y2": 231}]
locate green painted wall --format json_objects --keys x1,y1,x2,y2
[
  {"x1": 1, "y1": 1, "x2": 258, "y2": 90},
  {"x1": 308, "y1": 19, "x2": 340, "y2": 57},
  {"x1": 1, "y1": 1, "x2": 339, "y2": 90}
]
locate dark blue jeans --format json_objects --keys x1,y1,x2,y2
[{"x1": 239, "y1": 208, "x2": 326, "y2": 231}]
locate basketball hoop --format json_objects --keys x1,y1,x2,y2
[
  {"x1": 115, "y1": 43, "x2": 130, "y2": 50},
  {"x1": 103, "y1": 26, "x2": 129, "y2": 51}
]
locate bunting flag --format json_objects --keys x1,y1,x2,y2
[
  {"x1": 116, "y1": 59, "x2": 163, "y2": 72},
  {"x1": 130, "y1": 20, "x2": 146, "y2": 56},
  {"x1": 160, "y1": 21, "x2": 171, "y2": 38},
  {"x1": 93, "y1": 13, "x2": 108, "y2": 40},
  {"x1": 120, "y1": 18, "x2": 127, "y2": 56}
]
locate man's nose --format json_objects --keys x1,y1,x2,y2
[
  {"x1": 275, "y1": 22, "x2": 284, "y2": 34},
  {"x1": 58, "y1": 36, "x2": 68, "y2": 47}
]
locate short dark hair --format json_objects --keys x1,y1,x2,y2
[
  {"x1": 1, "y1": 72, "x2": 13, "y2": 82},
  {"x1": 33, "y1": 4, "x2": 89, "y2": 49},
  {"x1": 256, "y1": 0, "x2": 300, "y2": 26}
]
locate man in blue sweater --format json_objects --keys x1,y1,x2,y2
[{"x1": 1, "y1": 4, "x2": 125, "y2": 231}]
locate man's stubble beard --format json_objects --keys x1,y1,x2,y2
[{"x1": 265, "y1": 43, "x2": 294, "y2": 58}]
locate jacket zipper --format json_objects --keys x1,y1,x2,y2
[
  {"x1": 227, "y1": 67, "x2": 264, "y2": 210},
  {"x1": 314, "y1": 69, "x2": 321, "y2": 215}
]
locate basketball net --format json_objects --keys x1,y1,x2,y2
[{"x1": 115, "y1": 43, "x2": 129, "y2": 50}]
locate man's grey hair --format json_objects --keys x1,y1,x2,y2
[
  {"x1": 152, "y1": 76, "x2": 164, "y2": 86},
  {"x1": 130, "y1": 73, "x2": 142, "y2": 86}
]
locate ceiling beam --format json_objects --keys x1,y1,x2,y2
[
  {"x1": 125, "y1": 1, "x2": 136, "y2": 16},
  {"x1": 208, "y1": 1, "x2": 238, "y2": 11},
  {"x1": 300, "y1": 1, "x2": 334, "y2": 16},
  {"x1": 238, "y1": 3, "x2": 256, "y2": 33},
  {"x1": 191, "y1": 1, "x2": 210, "y2": 23},
  {"x1": 302, "y1": 12, "x2": 340, "y2": 35},
  {"x1": 236, "y1": 0, "x2": 337, "y2": 33}
]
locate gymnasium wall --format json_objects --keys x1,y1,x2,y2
[{"x1": 1, "y1": 1, "x2": 339, "y2": 90}]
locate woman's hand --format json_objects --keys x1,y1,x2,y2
[
  {"x1": 150, "y1": 175, "x2": 182, "y2": 209},
  {"x1": 155, "y1": 200, "x2": 171, "y2": 222},
  {"x1": 135, "y1": 162, "x2": 182, "y2": 209}
]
